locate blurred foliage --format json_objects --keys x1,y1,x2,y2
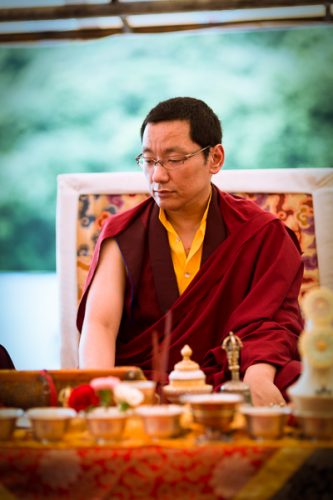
[{"x1": 0, "y1": 26, "x2": 332, "y2": 271}]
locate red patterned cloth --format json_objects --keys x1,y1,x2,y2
[
  {"x1": 1, "y1": 441, "x2": 331, "y2": 499},
  {"x1": 0, "y1": 444, "x2": 276, "y2": 499}
]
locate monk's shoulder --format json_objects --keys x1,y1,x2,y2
[
  {"x1": 101, "y1": 196, "x2": 153, "y2": 238},
  {"x1": 217, "y1": 190, "x2": 276, "y2": 228}
]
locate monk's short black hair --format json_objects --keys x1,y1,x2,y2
[{"x1": 140, "y1": 97, "x2": 222, "y2": 157}]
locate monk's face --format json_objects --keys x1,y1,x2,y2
[{"x1": 141, "y1": 120, "x2": 224, "y2": 213}]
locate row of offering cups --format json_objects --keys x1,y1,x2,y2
[
  {"x1": 0, "y1": 405, "x2": 183, "y2": 443},
  {"x1": 1, "y1": 392, "x2": 332, "y2": 443}
]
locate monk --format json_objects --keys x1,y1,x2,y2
[{"x1": 78, "y1": 97, "x2": 304, "y2": 406}]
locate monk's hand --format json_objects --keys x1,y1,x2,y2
[{"x1": 243, "y1": 363, "x2": 286, "y2": 407}]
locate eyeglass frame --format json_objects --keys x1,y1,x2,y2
[{"x1": 136, "y1": 145, "x2": 211, "y2": 171}]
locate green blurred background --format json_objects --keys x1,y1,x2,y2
[{"x1": 0, "y1": 26, "x2": 332, "y2": 272}]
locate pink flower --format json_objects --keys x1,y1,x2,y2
[{"x1": 90, "y1": 376, "x2": 120, "y2": 391}]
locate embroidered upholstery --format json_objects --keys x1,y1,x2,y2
[
  {"x1": 76, "y1": 192, "x2": 317, "y2": 302},
  {"x1": 77, "y1": 193, "x2": 149, "y2": 303}
]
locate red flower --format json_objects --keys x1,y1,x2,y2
[{"x1": 67, "y1": 384, "x2": 100, "y2": 412}]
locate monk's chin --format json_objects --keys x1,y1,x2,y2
[
  {"x1": 156, "y1": 200, "x2": 181, "y2": 213},
  {"x1": 153, "y1": 194, "x2": 177, "y2": 207}
]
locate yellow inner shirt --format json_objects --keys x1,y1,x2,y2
[{"x1": 159, "y1": 194, "x2": 211, "y2": 295}]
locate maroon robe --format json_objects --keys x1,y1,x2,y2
[
  {"x1": 0, "y1": 345, "x2": 15, "y2": 369},
  {"x1": 77, "y1": 185, "x2": 303, "y2": 397}
]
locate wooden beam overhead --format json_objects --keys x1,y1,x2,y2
[
  {"x1": 0, "y1": 1, "x2": 331, "y2": 44},
  {"x1": 0, "y1": 16, "x2": 330, "y2": 44},
  {"x1": 0, "y1": 1, "x2": 329, "y2": 23}
]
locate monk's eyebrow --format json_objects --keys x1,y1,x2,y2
[
  {"x1": 164, "y1": 147, "x2": 185, "y2": 154},
  {"x1": 142, "y1": 146, "x2": 185, "y2": 155}
]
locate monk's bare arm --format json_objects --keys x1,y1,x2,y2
[{"x1": 79, "y1": 238, "x2": 126, "y2": 368}]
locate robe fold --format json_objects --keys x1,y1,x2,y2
[{"x1": 77, "y1": 185, "x2": 304, "y2": 398}]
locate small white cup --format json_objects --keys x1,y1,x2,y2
[
  {"x1": 240, "y1": 405, "x2": 290, "y2": 440},
  {"x1": 0, "y1": 408, "x2": 24, "y2": 440},
  {"x1": 135, "y1": 405, "x2": 184, "y2": 438},
  {"x1": 85, "y1": 407, "x2": 128, "y2": 443},
  {"x1": 26, "y1": 407, "x2": 76, "y2": 443}
]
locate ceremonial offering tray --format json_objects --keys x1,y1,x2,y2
[
  {"x1": 0, "y1": 367, "x2": 145, "y2": 409},
  {"x1": 85, "y1": 407, "x2": 128, "y2": 443},
  {"x1": 135, "y1": 404, "x2": 184, "y2": 438},
  {"x1": 0, "y1": 408, "x2": 24, "y2": 440},
  {"x1": 240, "y1": 405, "x2": 291, "y2": 440},
  {"x1": 26, "y1": 407, "x2": 76, "y2": 443}
]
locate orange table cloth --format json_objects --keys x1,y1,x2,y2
[{"x1": 1, "y1": 426, "x2": 333, "y2": 499}]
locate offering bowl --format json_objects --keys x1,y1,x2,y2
[
  {"x1": 288, "y1": 394, "x2": 333, "y2": 413},
  {"x1": 0, "y1": 408, "x2": 24, "y2": 440},
  {"x1": 294, "y1": 410, "x2": 333, "y2": 440},
  {"x1": 124, "y1": 380, "x2": 157, "y2": 405},
  {"x1": 182, "y1": 393, "x2": 243, "y2": 436},
  {"x1": 135, "y1": 405, "x2": 183, "y2": 438},
  {"x1": 240, "y1": 405, "x2": 290, "y2": 440},
  {"x1": 26, "y1": 407, "x2": 76, "y2": 443},
  {"x1": 86, "y1": 407, "x2": 128, "y2": 443}
]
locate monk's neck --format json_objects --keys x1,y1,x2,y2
[
  {"x1": 165, "y1": 191, "x2": 211, "y2": 236},
  {"x1": 166, "y1": 211, "x2": 201, "y2": 235}
]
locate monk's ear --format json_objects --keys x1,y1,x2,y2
[{"x1": 209, "y1": 144, "x2": 224, "y2": 174}]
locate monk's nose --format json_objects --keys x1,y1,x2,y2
[{"x1": 151, "y1": 162, "x2": 169, "y2": 183}]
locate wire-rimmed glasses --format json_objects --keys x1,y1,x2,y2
[{"x1": 136, "y1": 145, "x2": 211, "y2": 171}]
